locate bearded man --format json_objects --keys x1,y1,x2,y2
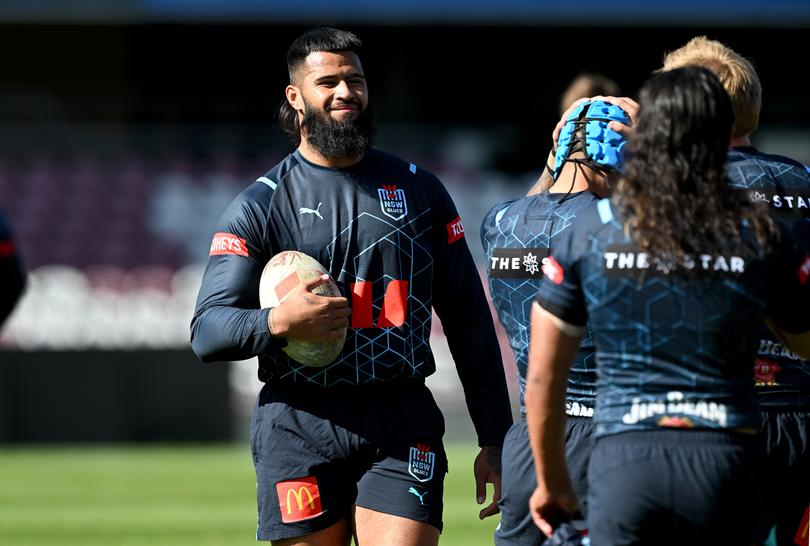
[{"x1": 190, "y1": 27, "x2": 513, "y2": 546}]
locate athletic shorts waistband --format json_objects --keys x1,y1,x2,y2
[{"x1": 263, "y1": 377, "x2": 428, "y2": 398}]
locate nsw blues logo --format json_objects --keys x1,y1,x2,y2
[
  {"x1": 378, "y1": 184, "x2": 408, "y2": 221},
  {"x1": 408, "y1": 443, "x2": 435, "y2": 482}
]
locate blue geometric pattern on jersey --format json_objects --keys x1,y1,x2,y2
[
  {"x1": 481, "y1": 191, "x2": 597, "y2": 414},
  {"x1": 279, "y1": 207, "x2": 436, "y2": 385},
  {"x1": 538, "y1": 200, "x2": 771, "y2": 437},
  {"x1": 192, "y1": 149, "x2": 512, "y2": 444},
  {"x1": 553, "y1": 100, "x2": 629, "y2": 180},
  {"x1": 727, "y1": 147, "x2": 810, "y2": 408}
]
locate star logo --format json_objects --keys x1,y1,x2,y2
[{"x1": 523, "y1": 252, "x2": 539, "y2": 275}]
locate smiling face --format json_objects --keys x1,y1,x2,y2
[
  {"x1": 286, "y1": 50, "x2": 368, "y2": 129},
  {"x1": 284, "y1": 50, "x2": 373, "y2": 163}
]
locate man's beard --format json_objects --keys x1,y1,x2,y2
[{"x1": 300, "y1": 100, "x2": 375, "y2": 160}]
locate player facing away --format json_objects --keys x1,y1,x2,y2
[
  {"x1": 662, "y1": 36, "x2": 810, "y2": 546},
  {"x1": 527, "y1": 66, "x2": 810, "y2": 546},
  {"x1": 481, "y1": 97, "x2": 635, "y2": 545},
  {"x1": 190, "y1": 27, "x2": 512, "y2": 546}
]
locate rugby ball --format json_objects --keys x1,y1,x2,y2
[{"x1": 259, "y1": 251, "x2": 346, "y2": 367}]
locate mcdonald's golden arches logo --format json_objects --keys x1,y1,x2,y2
[{"x1": 276, "y1": 476, "x2": 323, "y2": 523}]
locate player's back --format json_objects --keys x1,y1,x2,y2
[
  {"x1": 727, "y1": 147, "x2": 810, "y2": 409},
  {"x1": 538, "y1": 198, "x2": 810, "y2": 438},
  {"x1": 481, "y1": 190, "x2": 598, "y2": 415}
]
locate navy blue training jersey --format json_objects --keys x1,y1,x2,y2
[
  {"x1": 481, "y1": 191, "x2": 597, "y2": 416},
  {"x1": 537, "y1": 199, "x2": 810, "y2": 438},
  {"x1": 728, "y1": 147, "x2": 810, "y2": 409},
  {"x1": 191, "y1": 148, "x2": 512, "y2": 445},
  {"x1": 0, "y1": 209, "x2": 25, "y2": 326}
]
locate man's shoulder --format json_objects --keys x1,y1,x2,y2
[
  {"x1": 491, "y1": 191, "x2": 599, "y2": 217},
  {"x1": 367, "y1": 149, "x2": 442, "y2": 183},
  {"x1": 481, "y1": 198, "x2": 519, "y2": 233},
  {"x1": 221, "y1": 159, "x2": 295, "y2": 225},
  {"x1": 563, "y1": 197, "x2": 613, "y2": 238},
  {"x1": 728, "y1": 147, "x2": 810, "y2": 173}
]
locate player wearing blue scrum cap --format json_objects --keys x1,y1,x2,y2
[
  {"x1": 482, "y1": 96, "x2": 635, "y2": 545},
  {"x1": 551, "y1": 100, "x2": 630, "y2": 182}
]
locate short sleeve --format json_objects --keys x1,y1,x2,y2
[{"x1": 535, "y1": 228, "x2": 587, "y2": 327}]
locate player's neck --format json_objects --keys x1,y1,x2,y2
[
  {"x1": 298, "y1": 140, "x2": 363, "y2": 169},
  {"x1": 547, "y1": 162, "x2": 593, "y2": 194},
  {"x1": 729, "y1": 135, "x2": 753, "y2": 149}
]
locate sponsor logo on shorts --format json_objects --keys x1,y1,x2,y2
[
  {"x1": 408, "y1": 487, "x2": 428, "y2": 505},
  {"x1": 378, "y1": 185, "x2": 408, "y2": 221},
  {"x1": 209, "y1": 232, "x2": 249, "y2": 257},
  {"x1": 565, "y1": 401, "x2": 594, "y2": 417},
  {"x1": 447, "y1": 216, "x2": 465, "y2": 244},
  {"x1": 754, "y1": 359, "x2": 781, "y2": 386},
  {"x1": 489, "y1": 248, "x2": 548, "y2": 279},
  {"x1": 542, "y1": 256, "x2": 565, "y2": 285},
  {"x1": 275, "y1": 476, "x2": 323, "y2": 523},
  {"x1": 408, "y1": 443, "x2": 435, "y2": 482}
]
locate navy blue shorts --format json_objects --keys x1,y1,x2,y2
[
  {"x1": 760, "y1": 409, "x2": 810, "y2": 546},
  {"x1": 495, "y1": 416, "x2": 594, "y2": 546},
  {"x1": 250, "y1": 380, "x2": 447, "y2": 541},
  {"x1": 588, "y1": 430, "x2": 769, "y2": 546}
]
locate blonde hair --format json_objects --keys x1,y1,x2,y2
[{"x1": 661, "y1": 36, "x2": 761, "y2": 138}]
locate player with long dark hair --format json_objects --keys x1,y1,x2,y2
[{"x1": 526, "y1": 66, "x2": 810, "y2": 545}]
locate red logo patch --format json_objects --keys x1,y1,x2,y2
[
  {"x1": 542, "y1": 256, "x2": 565, "y2": 285},
  {"x1": 0, "y1": 239, "x2": 15, "y2": 258},
  {"x1": 799, "y1": 255, "x2": 810, "y2": 286},
  {"x1": 209, "y1": 232, "x2": 249, "y2": 257},
  {"x1": 754, "y1": 359, "x2": 781, "y2": 385},
  {"x1": 276, "y1": 476, "x2": 323, "y2": 523},
  {"x1": 657, "y1": 416, "x2": 695, "y2": 428},
  {"x1": 447, "y1": 216, "x2": 465, "y2": 244}
]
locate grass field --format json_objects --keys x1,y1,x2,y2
[{"x1": 0, "y1": 443, "x2": 499, "y2": 546}]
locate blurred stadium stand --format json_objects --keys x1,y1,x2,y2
[{"x1": 0, "y1": 7, "x2": 808, "y2": 442}]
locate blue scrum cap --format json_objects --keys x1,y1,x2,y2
[{"x1": 552, "y1": 100, "x2": 630, "y2": 180}]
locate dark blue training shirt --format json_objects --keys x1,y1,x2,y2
[
  {"x1": 191, "y1": 148, "x2": 512, "y2": 446},
  {"x1": 727, "y1": 147, "x2": 810, "y2": 409},
  {"x1": 537, "y1": 198, "x2": 810, "y2": 438},
  {"x1": 481, "y1": 191, "x2": 597, "y2": 416}
]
